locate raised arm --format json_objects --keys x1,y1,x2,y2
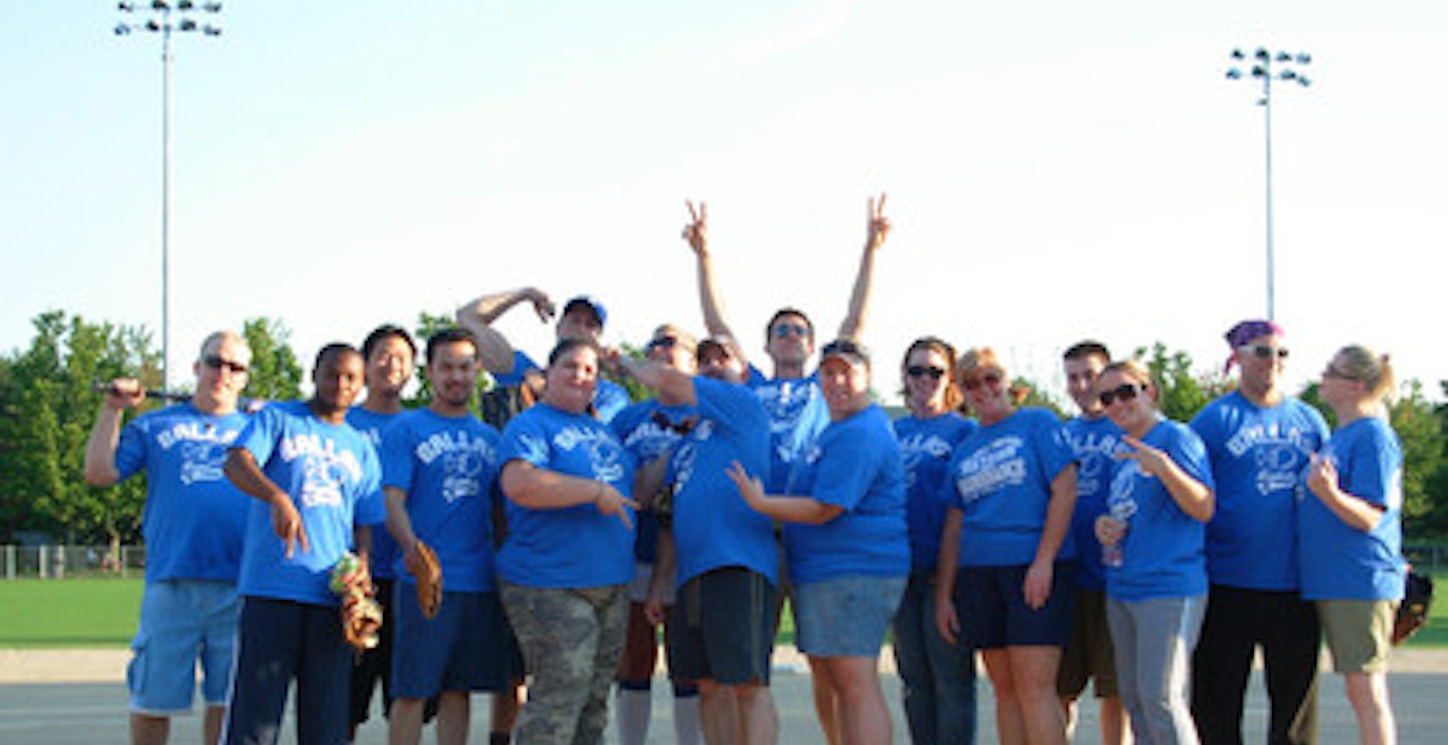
[
  {"x1": 619, "y1": 357, "x2": 697, "y2": 408},
  {"x1": 455, "y1": 287, "x2": 557, "y2": 375},
  {"x1": 836, "y1": 193, "x2": 890, "y2": 340},
  {"x1": 84, "y1": 379, "x2": 144, "y2": 486},
  {"x1": 683, "y1": 200, "x2": 750, "y2": 367}
]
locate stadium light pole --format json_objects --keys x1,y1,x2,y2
[
  {"x1": 114, "y1": 0, "x2": 222, "y2": 391},
  {"x1": 1226, "y1": 47, "x2": 1311, "y2": 322}
]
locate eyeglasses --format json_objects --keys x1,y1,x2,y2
[
  {"x1": 961, "y1": 371, "x2": 1003, "y2": 391},
  {"x1": 906, "y1": 365, "x2": 946, "y2": 380},
  {"x1": 1098, "y1": 383, "x2": 1143, "y2": 406},
  {"x1": 651, "y1": 410, "x2": 697, "y2": 435},
  {"x1": 203, "y1": 354, "x2": 249, "y2": 374},
  {"x1": 772, "y1": 323, "x2": 810, "y2": 339},
  {"x1": 1239, "y1": 344, "x2": 1289, "y2": 361},
  {"x1": 647, "y1": 336, "x2": 678, "y2": 351}
]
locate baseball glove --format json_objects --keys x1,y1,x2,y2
[
  {"x1": 341, "y1": 593, "x2": 383, "y2": 650},
  {"x1": 330, "y1": 552, "x2": 382, "y2": 651},
  {"x1": 411, "y1": 539, "x2": 443, "y2": 619},
  {"x1": 1393, "y1": 570, "x2": 1434, "y2": 645}
]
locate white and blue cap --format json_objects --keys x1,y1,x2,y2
[{"x1": 562, "y1": 295, "x2": 608, "y2": 329}]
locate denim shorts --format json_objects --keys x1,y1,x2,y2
[
  {"x1": 128, "y1": 579, "x2": 239, "y2": 713},
  {"x1": 793, "y1": 575, "x2": 906, "y2": 657}
]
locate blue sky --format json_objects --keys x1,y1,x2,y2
[{"x1": 3, "y1": 1, "x2": 1445, "y2": 401}]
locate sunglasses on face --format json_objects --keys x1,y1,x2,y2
[
  {"x1": 1098, "y1": 382, "x2": 1143, "y2": 406},
  {"x1": 1239, "y1": 344, "x2": 1289, "y2": 361},
  {"x1": 906, "y1": 365, "x2": 946, "y2": 380},
  {"x1": 961, "y1": 371, "x2": 1003, "y2": 391},
  {"x1": 203, "y1": 354, "x2": 249, "y2": 375},
  {"x1": 651, "y1": 410, "x2": 696, "y2": 436},
  {"x1": 1323, "y1": 365, "x2": 1357, "y2": 381},
  {"x1": 772, "y1": 323, "x2": 810, "y2": 339},
  {"x1": 647, "y1": 336, "x2": 678, "y2": 352}
]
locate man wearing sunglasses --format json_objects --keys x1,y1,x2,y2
[
  {"x1": 682, "y1": 196, "x2": 889, "y2": 745},
  {"x1": 680, "y1": 196, "x2": 889, "y2": 495},
  {"x1": 84, "y1": 331, "x2": 256, "y2": 745},
  {"x1": 1188, "y1": 320, "x2": 1331, "y2": 745}
]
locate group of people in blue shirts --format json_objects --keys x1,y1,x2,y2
[{"x1": 86, "y1": 196, "x2": 1407, "y2": 745}]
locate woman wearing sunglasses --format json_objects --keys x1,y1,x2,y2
[
  {"x1": 1299, "y1": 346, "x2": 1405, "y2": 745},
  {"x1": 891, "y1": 337, "x2": 978, "y2": 745},
  {"x1": 1092, "y1": 359, "x2": 1215, "y2": 745},
  {"x1": 934, "y1": 347, "x2": 1076, "y2": 745}
]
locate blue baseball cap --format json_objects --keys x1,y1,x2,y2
[{"x1": 563, "y1": 295, "x2": 607, "y2": 329}]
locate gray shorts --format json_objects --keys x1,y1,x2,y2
[{"x1": 669, "y1": 567, "x2": 776, "y2": 685}]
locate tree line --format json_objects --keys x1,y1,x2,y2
[{"x1": 2, "y1": 310, "x2": 1446, "y2": 553}]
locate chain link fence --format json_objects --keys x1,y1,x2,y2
[
  {"x1": 0, "y1": 545, "x2": 147, "y2": 579},
  {"x1": 5, "y1": 542, "x2": 1448, "y2": 581}
]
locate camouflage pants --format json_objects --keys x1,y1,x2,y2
[{"x1": 501, "y1": 582, "x2": 629, "y2": 745}]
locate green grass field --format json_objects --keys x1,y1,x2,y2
[{"x1": 0, "y1": 577, "x2": 1436, "y2": 649}]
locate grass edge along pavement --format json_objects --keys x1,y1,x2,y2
[{"x1": 0, "y1": 576, "x2": 1444, "y2": 649}]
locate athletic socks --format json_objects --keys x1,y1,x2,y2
[
  {"x1": 616, "y1": 683, "x2": 653, "y2": 745},
  {"x1": 672, "y1": 688, "x2": 702, "y2": 745}
]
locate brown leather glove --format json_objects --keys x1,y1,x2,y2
[{"x1": 410, "y1": 540, "x2": 443, "y2": 619}]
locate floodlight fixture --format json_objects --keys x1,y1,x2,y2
[
  {"x1": 113, "y1": 0, "x2": 223, "y2": 390},
  {"x1": 1225, "y1": 46, "x2": 1313, "y2": 321}
]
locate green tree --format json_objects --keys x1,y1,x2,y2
[
  {"x1": 0, "y1": 310, "x2": 157, "y2": 547},
  {"x1": 242, "y1": 317, "x2": 303, "y2": 402},
  {"x1": 1137, "y1": 343, "x2": 1225, "y2": 423}
]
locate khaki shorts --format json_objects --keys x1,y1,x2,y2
[
  {"x1": 1318, "y1": 599, "x2": 1397, "y2": 673},
  {"x1": 1057, "y1": 588, "x2": 1119, "y2": 698}
]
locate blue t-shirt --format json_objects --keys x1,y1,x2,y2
[
  {"x1": 1065, "y1": 415, "x2": 1129, "y2": 591},
  {"x1": 611, "y1": 399, "x2": 697, "y2": 564},
  {"x1": 233, "y1": 401, "x2": 386, "y2": 606},
  {"x1": 785, "y1": 404, "x2": 909, "y2": 585},
  {"x1": 381, "y1": 408, "x2": 503, "y2": 593},
  {"x1": 669, "y1": 377, "x2": 777, "y2": 586},
  {"x1": 1103, "y1": 420, "x2": 1214, "y2": 602},
  {"x1": 115, "y1": 402, "x2": 253, "y2": 583},
  {"x1": 895, "y1": 412, "x2": 978, "y2": 573},
  {"x1": 492, "y1": 349, "x2": 629, "y2": 423},
  {"x1": 347, "y1": 406, "x2": 404, "y2": 580},
  {"x1": 1298, "y1": 417, "x2": 1406, "y2": 601},
  {"x1": 1189, "y1": 391, "x2": 1329, "y2": 590},
  {"x1": 496, "y1": 402, "x2": 637, "y2": 588},
  {"x1": 948, "y1": 407, "x2": 1077, "y2": 567},
  {"x1": 745, "y1": 364, "x2": 831, "y2": 494}
]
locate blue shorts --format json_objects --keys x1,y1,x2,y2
[
  {"x1": 224, "y1": 596, "x2": 352, "y2": 745},
  {"x1": 128, "y1": 579, "x2": 238, "y2": 714},
  {"x1": 793, "y1": 575, "x2": 906, "y2": 657},
  {"x1": 955, "y1": 563, "x2": 1075, "y2": 649},
  {"x1": 391, "y1": 583, "x2": 513, "y2": 698}
]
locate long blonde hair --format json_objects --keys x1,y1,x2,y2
[{"x1": 1333, "y1": 345, "x2": 1396, "y2": 401}]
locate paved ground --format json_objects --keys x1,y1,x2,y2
[{"x1": 4, "y1": 647, "x2": 1448, "y2": 743}]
